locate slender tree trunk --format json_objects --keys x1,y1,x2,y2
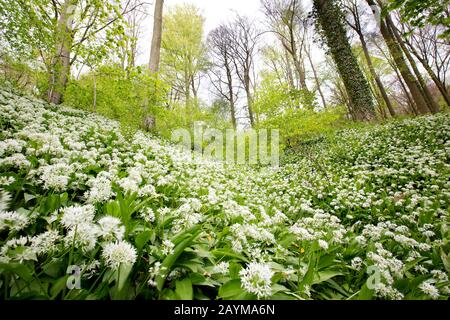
[
  {"x1": 372, "y1": 37, "x2": 417, "y2": 115},
  {"x1": 48, "y1": 0, "x2": 77, "y2": 104},
  {"x1": 93, "y1": 71, "x2": 97, "y2": 113},
  {"x1": 185, "y1": 71, "x2": 191, "y2": 108},
  {"x1": 409, "y1": 47, "x2": 450, "y2": 106},
  {"x1": 225, "y1": 60, "x2": 237, "y2": 129},
  {"x1": 283, "y1": 47, "x2": 296, "y2": 89},
  {"x1": 387, "y1": 17, "x2": 440, "y2": 113},
  {"x1": 314, "y1": 0, "x2": 376, "y2": 121},
  {"x1": 281, "y1": 26, "x2": 308, "y2": 91},
  {"x1": 305, "y1": 47, "x2": 327, "y2": 109},
  {"x1": 366, "y1": 0, "x2": 429, "y2": 114},
  {"x1": 393, "y1": 62, "x2": 417, "y2": 115},
  {"x1": 149, "y1": 0, "x2": 164, "y2": 74},
  {"x1": 191, "y1": 78, "x2": 198, "y2": 101},
  {"x1": 292, "y1": 55, "x2": 308, "y2": 91},
  {"x1": 358, "y1": 33, "x2": 395, "y2": 116},
  {"x1": 404, "y1": 41, "x2": 450, "y2": 106},
  {"x1": 245, "y1": 72, "x2": 255, "y2": 127}
]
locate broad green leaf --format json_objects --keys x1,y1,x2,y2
[
  {"x1": 156, "y1": 226, "x2": 201, "y2": 290},
  {"x1": 218, "y1": 279, "x2": 242, "y2": 298},
  {"x1": 175, "y1": 277, "x2": 193, "y2": 300}
]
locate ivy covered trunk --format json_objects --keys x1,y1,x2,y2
[
  {"x1": 48, "y1": 0, "x2": 76, "y2": 105},
  {"x1": 313, "y1": 0, "x2": 376, "y2": 121}
]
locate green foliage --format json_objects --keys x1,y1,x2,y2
[
  {"x1": 253, "y1": 72, "x2": 346, "y2": 149},
  {"x1": 0, "y1": 54, "x2": 48, "y2": 96},
  {"x1": 160, "y1": 3, "x2": 209, "y2": 104},
  {"x1": 259, "y1": 106, "x2": 348, "y2": 150},
  {"x1": 64, "y1": 65, "x2": 168, "y2": 134},
  {"x1": 388, "y1": 0, "x2": 450, "y2": 39},
  {"x1": 0, "y1": 0, "x2": 128, "y2": 66}
]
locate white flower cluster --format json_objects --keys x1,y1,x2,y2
[
  {"x1": 101, "y1": 240, "x2": 137, "y2": 270},
  {"x1": 239, "y1": 262, "x2": 274, "y2": 298}
]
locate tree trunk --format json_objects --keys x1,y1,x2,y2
[
  {"x1": 305, "y1": 47, "x2": 327, "y2": 109},
  {"x1": 393, "y1": 61, "x2": 418, "y2": 115},
  {"x1": 387, "y1": 17, "x2": 440, "y2": 113},
  {"x1": 407, "y1": 44, "x2": 450, "y2": 106},
  {"x1": 358, "y1": 33, "x2": 395, "y2": 117},
  {"x1": 149, "y1": 0, "x2": 164, "y2": 74},
  {"x1": 283, "y1": 47, "x2": 296, "y2": 89},
  {"x1": 314, "y1": 0, "x2": 376, "y2": 121},
  {"x1": 185, "y1": 71, "x2": 191, "y2": 108},
  {"x1": 366, "y1": 0, "x2": 429, "y2": 115},
  {"x1": 409, "y1": 40, "x2": 450, "y2": 106},
  {"x1": 48, "y1": 0, "x2": 76, "y2": 105},
  {"x1": 225, "y1": 59, "x2": 237, "y2": 129},
  {"x1": 245, "y1": 72, "x2": 255, "y2": 127},
  {"x1": 93, "y1": 71, "x2": 97, "y2": 113}
]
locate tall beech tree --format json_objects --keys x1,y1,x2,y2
[
  {"x1": 229, "y1": 16, "x2": 259, "y2": 127},
  {"x1": 149, "y1": 0, "x2": 164, "y2": 74},
  {"x1": 208, "y1": 25, "x2": 239, "y2": 129}
]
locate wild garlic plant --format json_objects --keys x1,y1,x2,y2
[{"x1": 0, "y1": 88, "x2": 449, "y2": 300}]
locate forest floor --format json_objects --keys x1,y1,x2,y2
[{"x1": 0, "y1": 87, "x2": 449, "y2": 300}]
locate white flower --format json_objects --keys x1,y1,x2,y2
[
  {"x1": 0, "y1": 210, "x2": 30, "y2": 231},
  {"x1": 0, "y1": 190, "x2": 12, "y2": 211},
  {"x1": 102, "y1": 241, "x2": 137, "y2": 270},
  {"x1": 30, "y1": 230, "x2": 60, "y2": 255},
  {"x1": 239, "y1": 262, "x2": 274, "y2": 298},
  {"x1": 318, "y1": 239, "x2": 329, "y2": 250},
  {"x1": 97, "y1": 216, "x2": 125, "y2": 241},
  {"x1": 60, "y1": 204, "x2": 95, "y2": 229},
  {"x1": 40, "y1": 163, "x2": 72, "y2": 191},
  {"x1": 161, "y1": 240, "x2": 175, "y2": 256},
  {"x1": 212, "y1": 261, "x2": 229, "y2": 275},
  {"x1": 148, "y1": 262, "x2": 166, "y2": 287},
  {"x1": 231, "y1": 239, "x2": 243, "y2": 253},
  {"x1": 64, "y1": 223, "x2": 99, "y2": 252},
  {"x1": 141, "y1": 207, "x2": 155, "y2": 223},
  {"x1": 351, "y1": 257, "x2": 363, "y2": 271},
  {"x1": 86, "y1": 174, "x2": 113, "y2": 203},
  {"x1": 0, "y1": 236, "x2": 36, "y2": 262},
  {"x1": 419, "y1": 281, "x2": 440, "y2": 300}
]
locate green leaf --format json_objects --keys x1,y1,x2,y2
[
  {"x1": 357, "y1": 283, "x2": 374, "y2": 300},
  {"x1": 0, "y1": 263, "x2": 33, "y2": 282},
  {"x1": 117, "y1": 263, "x2": 133, "y2": 293},
  {"x1": 135, "y1": 230, "x2": 152, "y2": 251},
  {"x1": 218, "y1": 279, "x2": 242, "y2": 299},
  {"x1": 211, "y1": 250, "x2": 248, "y2": 262},
  {"x1": 312, "y1": 270, "x2": 343, "y2": 285},
  {"x1": 50, "y1": 276, "x2": 68, "y2": 299},
  {"x1": 156, "y1": 226, "x2": 201, "y2": 291},
  {"x1": 440, "y1": 249, "x2": 450, "y2": 273},
  {"x1": 229, "y1": 262, "x2": 243, "y2": 279},
  {"x1": 42, "y1": 260, "x2": 64, "y2": 278},
  {"x1": 175, "y1": 277, "x2": 193, "y2": 300}
]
